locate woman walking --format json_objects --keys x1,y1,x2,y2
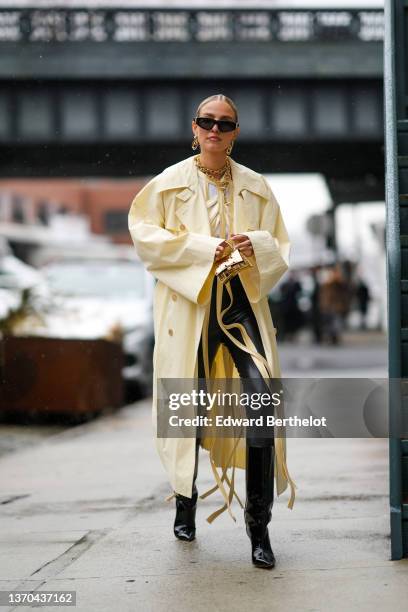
[{"x1": 128, "y1": 94, "x2": 296, "y2": 569}]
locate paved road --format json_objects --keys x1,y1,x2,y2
[{"x1": 279, "y1": 330, "x2": 387, "y2": 377}]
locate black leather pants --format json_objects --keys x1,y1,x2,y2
[{"x1": 197, "y1": 274, "x2": 275, "y2": 448}]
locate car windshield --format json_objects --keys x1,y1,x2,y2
[{"x1": 43, "y1": 260, "x2": 146, "y2": 299}]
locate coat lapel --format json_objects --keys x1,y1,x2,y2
[
  {"x1": 169, "y1": 156, "x2": 212, "y2": 235},
  {"x1": 156, "y1": 155, "x2": 269, "y2": 235}
]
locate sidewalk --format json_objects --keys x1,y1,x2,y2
[{"x1": 0, "y1": 399, "x2": 406, "y2": 612}]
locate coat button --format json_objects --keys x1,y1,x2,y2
[
  {"x1": 179, "y1": 224, "x2": 186, "y2": 231},
  {"x1": 171, "y1": 294, "x2": 177, "y2": 301},
  {"x1": 168, "y1": 328, "x2": 174, "y2": 336}
]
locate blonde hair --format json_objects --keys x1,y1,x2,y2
[{"x1": 195, "y1": 94, "x2": 239, "y2": 123}]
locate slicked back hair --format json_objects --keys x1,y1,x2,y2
[{"x1": 195, "y1": 94, "x2": 239, "y2": 123}]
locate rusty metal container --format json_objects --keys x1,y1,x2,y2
[{"x1": 0, "y1": 335, "x2": 124, "y2": 421}]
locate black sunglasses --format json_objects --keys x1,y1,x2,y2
[{"x1": 194, "y1": 116, "x2": 239, "y2": 133}]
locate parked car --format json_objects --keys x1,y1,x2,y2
[
  {"x1": 0, "y1": 236, "x2": 49, "y2": 328},
  {"x1": 33, "y1": 245, "x2": 155, "y2": 399}
]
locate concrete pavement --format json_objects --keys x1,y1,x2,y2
[{"x1": 1, "y1": 392, "x2": 407, "y2": 612}]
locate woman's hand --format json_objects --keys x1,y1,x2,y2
[
  {"x1": 214, "y1": 240, "x2": 231, "y2": 262},
  {"x1": 230, "y1": 233, "x2": 254, "y2": 257}
]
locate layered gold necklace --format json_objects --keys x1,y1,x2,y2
[
  {"x1": 194, "y1": 155, "x2": 232, "y2": 189},
  {"x1": 195, "y1": 155, "x2": 233, "y2": 239}
]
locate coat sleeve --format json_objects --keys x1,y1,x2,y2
[
  {"x1": 239, "y1": 176, "x2": 290, "y2": 303},
  {"x1": 128, "y1": 177, "x2": 223, "y2": 305}
]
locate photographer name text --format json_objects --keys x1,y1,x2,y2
[{"x1": 168, "y1": 415, "x2": 327, "y2": 427}]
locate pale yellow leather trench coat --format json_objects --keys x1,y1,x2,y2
[{"x1": 128, "y1": 154, "x2": 296, "y2": 523}]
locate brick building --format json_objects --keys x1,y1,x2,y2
[{"x1": 0, "y1": 178, "x2": 148, "y2": 245}]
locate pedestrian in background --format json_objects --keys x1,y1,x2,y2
[
  {"x1": 355, "y1": 276, "x2": 371, "y2": 330},
  {"x1": 310, "y1": 265, "x2": 323, "y2": 344},
  {"x1": 319, "y1": 264, "x2": 351, "y2": 345},
  {"x1": 279, "y1": 271, "x2": 304, "y2": 341}
]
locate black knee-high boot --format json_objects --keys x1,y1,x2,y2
[
  {"x1": 174, "y1": 438, "x2": 200, "y2": 541},
  {"x1": 244, "y1": 444, "x2": 276, "y2": 568}
]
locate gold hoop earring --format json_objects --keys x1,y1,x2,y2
[
  {"x1": 192, "y1": 135, "x2": 199, "y2": 150},
  {"x1": 226, "y1": 140, "x2": 234, "y2": 156}
]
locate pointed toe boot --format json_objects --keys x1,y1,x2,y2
[
  {"x1": 244, "y1": 444, "x2": 276, "y2": 569},
  {"x1": 174, "y1": 485, "x2": 198, "y2": 541},
  {"x1": 174, "y1": 438, "x2": 200, "y2": 542},
  {"x1": 248, "y1": 525, "x2": 276, "y2": 569}
]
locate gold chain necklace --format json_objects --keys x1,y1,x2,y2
[
  {"x1": 195, "y1": 155, "x2": 233, "y2": 239},
  {"x1": 195, "y1": 155, "x2": 232, "y2": 189}
]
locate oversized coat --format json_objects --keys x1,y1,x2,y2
[{"x1": 128, "y1": 154, "x2": 297, "y2": 523}]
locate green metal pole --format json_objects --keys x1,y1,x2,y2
[{"x1": 384, "y1": 0, "x2": 403, "y2": 560}]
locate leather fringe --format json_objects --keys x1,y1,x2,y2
[{"x1": 165, "y1": 274, "x2": 297, "y2": 519}]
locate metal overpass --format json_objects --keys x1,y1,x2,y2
[{"x1": 0, "y1": 4, "x2": 384, "y2": 205}]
